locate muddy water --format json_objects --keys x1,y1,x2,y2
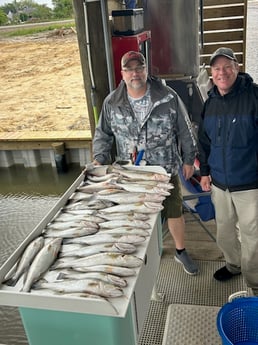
[
  {"x1": 0, "y1": 165, "x2": 81, "y2": 345},
  {"x1": 0, "y1": 3, "x2": 257, "y2": 344}
]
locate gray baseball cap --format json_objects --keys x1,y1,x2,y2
[{"x1": 210, "y1": 47, "x2": 238, "y2": 65}]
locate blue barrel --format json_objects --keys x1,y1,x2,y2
[{"x1": 217, "y1": 297, "x2": 258, "y2": 345}]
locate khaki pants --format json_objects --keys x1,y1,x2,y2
[{"x1": 212, "y1": 185, "x2": 258, "y2": 290}]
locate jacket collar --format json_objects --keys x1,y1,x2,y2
[{"x1": 208, "y1": 72, "x2": 254, "y2": 99}]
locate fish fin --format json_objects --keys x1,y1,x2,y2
[{"x1": 56, "y1": 272, "x2": 65, "y2": 280}]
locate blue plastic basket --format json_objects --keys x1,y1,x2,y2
[{"x1": 217, "y1": 297, "x2": 258, "y2": 345}]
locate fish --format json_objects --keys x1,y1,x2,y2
[
  {"x1": 61, "y1": 209, "x2": 98, "y2": 216},
  {"x1": 111, "y1": 182, "x2": 170, "y2": 196},
  {"x1": 74, "y1": 265, "x2": 136, "y2": 277},
  {"x1": 118, "y1": 178, "x2": 174, "y2": 192},
  {"x1": 56, "y1": 270, "x2": 127, "y2": 288},
  {"x1": 60, "y1": 292, "x2": 111, "y2": 300},
  {"x1": 86, "y1": 173, "x2": 119, "y2": 183},
  {"x1": 32, "y1": 279, "x2": 124, "y2": 298},
  {"x1": 93, "y1": 191, "x2": 166, "y2": 204},
  {"x1": 43, "y1": 226, "x2": 98, "y2": 238},
  {"x1": 95, "y1": 188, "x2": 125, "y2": 195},
  {"x1": 3, "y1": 236, "x2": 45, "y2": 287},
  {"x1": 46, "y1": 220, "x2": 99, "y2": 231},
  {"x1": 76, "y1": 179, "x2": 121, "y2": 194},
  {"x1": 83, "y1": 164, "x2": 110, "y2": 177},
  {"x1": 68, "y1": 192, "x2": 93, "y2": 201},
  {"x1": 110, "y1": 165, "x2": 170, "y2": 182},
  {"x1": 52, "y1": 252, "x2": 143, "y2": 270},
  {"x1": 99, "y1": 202, "x2": 164, "y2": 214},
  {"x1": 53, "y1": 213, "x2": 105, "y2": 224},
  {"x1": 60, "y1": 242, "x2": 137, "y2": 257},
  {"x1": 131, "y1": 212, "x2": 151, "y2": 221},
  {"x1": 97, "y1": 212, "x2": 150, "y2": 221},
  {"x1": 83, "y1": 198, "x2": 117, "y2": 209},
  {"x1": 65, "y1": 200, "x2": 115, "y2": 211},
  {"x1": 63, "y1": 202, "x2": 97, "y2": 211},
  {"x1": 29, "y1": 287, "x2": 119, "y2": 313},
  {"x1": 56, "y1": 292, "x2": 119, "y2": 314},
  {"x1": 63, "y1": 234, "x2": 146, "y2": 245},
  {"x1": 98, "y1": 228, "x2": 150, "y2": 237},
  {"x1": 99, "y1": 219, "x2": 151, "y2": 229},
  {"x1": 21, "y1": 237, "x2": 62, "y2": 292}
]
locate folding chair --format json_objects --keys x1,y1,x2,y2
[{"x1": 178, "y1": 167, "x2": 216, "y2": 242}]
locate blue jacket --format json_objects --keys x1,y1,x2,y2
[{"x1": 198, "y1": 73, "x2": 258, "y2": 191}]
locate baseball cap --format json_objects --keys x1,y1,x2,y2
[
  {"x1": 210, "y1": 47, "x2": 238, "y2": 66},
  {"x1": 121, "y1": 51, "x2": 146, "y2": 68}
]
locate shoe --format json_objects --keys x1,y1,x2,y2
[
  {"x1": 213, "y1": 266, "x2": 241, "y2": 281},
  {"x1": 174, "y1": 250, "x2": 199, "y2": 275}
]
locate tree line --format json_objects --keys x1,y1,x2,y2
[{"x1": 0, "y1": 0, "x2": 74, "y2": 25}]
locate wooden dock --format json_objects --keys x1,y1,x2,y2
[{"x1": 0, "y1": 130, "x2": 93, "y2": 168}]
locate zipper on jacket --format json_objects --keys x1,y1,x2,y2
[
  {"x1": 218, "y1": 117, "x2": 222, "y2": 140},
  {"x1": 221, "y1": 100, "x2": 228, "y2": 187}
]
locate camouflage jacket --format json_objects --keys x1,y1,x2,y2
[{"x1": 93, "y1": 76, "x2": 197, "y2": 175}]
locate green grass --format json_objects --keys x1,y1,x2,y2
[{"x1": 0, "y1": 22, "x2": 75, "y2": 38}]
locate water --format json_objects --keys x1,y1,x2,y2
[{"x1": 0, "y1": 164, "x2": 81, "y2": 345}]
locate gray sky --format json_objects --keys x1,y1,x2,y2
[{"x1": 0, "y1": 0, "x2": 53, "y2": 8}]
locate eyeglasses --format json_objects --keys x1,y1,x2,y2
[{"x1": 122, "y1": 66, "x2": 146, "y2": 74}]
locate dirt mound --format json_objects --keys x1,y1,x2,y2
[{"x1": 0, "y1": 30, "x2": 90, "y2": 132}]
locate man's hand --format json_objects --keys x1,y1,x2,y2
[
  {"x1": 200, "y1": 176, "x2": 212, "y2": 191},
  {"x1": 182, "y1": 164, "x2": 195, "y2": 180},
  {"x1": 93, "y1": 160, "x2": 101, "y2": 166}
]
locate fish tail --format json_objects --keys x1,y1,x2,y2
[
  {"x1": 30, "y1": 279, "x2": 46, "y2": 290},
  {"x1": 20, "y1": 284, "x2": 30, "y2": 292},
  {"x1": 4, "y1": 276, "x2": 18, "y2": 287},
  {"x1": 106, "y1": 298, "x2": 119, "y2": 315}
]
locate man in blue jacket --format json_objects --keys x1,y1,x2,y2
[{"x1": 198, "y1": 47, "x2": 258, "y2": 295}]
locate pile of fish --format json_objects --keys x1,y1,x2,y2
[{"x1": 2, "y1": 163, "x2": 172, "y2": 306}]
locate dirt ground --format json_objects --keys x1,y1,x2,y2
[
  {"x1": 1, "y1": 2, "x2": 257, "y2": 134},
  {"x1": 0, "y1": 29, "x2": 90, "y2": 133}
]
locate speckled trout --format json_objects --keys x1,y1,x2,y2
[
  {"x1": 93, "y1": 191, "x2": 166, "y2": 204},
  {"x1": 111, "y1": 165, "x2": 170, "y2": 182},
  {"x1": 99, "y1": 202, "x2": 164, "y2": 214},
  {"x1": 43, "y1": 226, "x2": 98, "y2": 238},
  {"x1": 21, "y1": 237, "x2": 62, "y2": 292},
  {"x1": 59, "y1": 242, "x2": 137, "y2": 257},
  {"x1": 63, "y1": 234, "x2": 146, "y2": 245},
  {"x1": 52, "y1": 253, "x2": 143, "y2": 270},
  {"x1": 32, "y1": 279, "x2": 123, "y2": 298},
  {"x1": 99, "y1": 219, "x2": 150, "y2": 229},
  {"x1": 74, "y1": 265, "x2": 136, "y2": 277},
  {"x1": 56, "y1": 270, "x2": 127, "y2": 288},
  {"x1": 3, "y1": 236, "x2": 45, "y2": 287}
]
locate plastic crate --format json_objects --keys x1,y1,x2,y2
[{"x1": 217, "y1": 297, "x2": 258, "y2": 344}]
